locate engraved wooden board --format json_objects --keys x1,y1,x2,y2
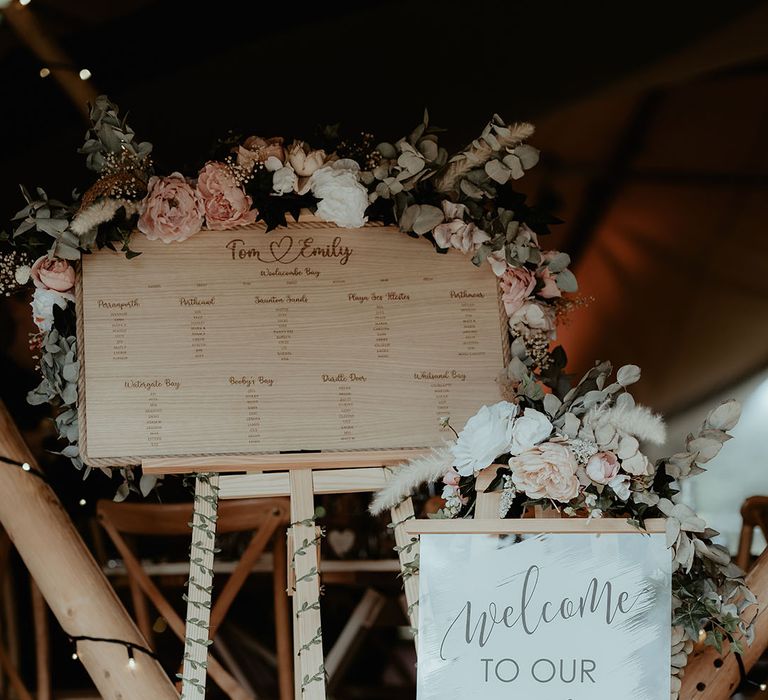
[{"x1": 77, "y1": 220, "x2": 509, "y2": 466}]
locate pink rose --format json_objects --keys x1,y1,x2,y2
[
  {"x1": 237, "y1": 136, "x2": 286, "y2": 171},
  {"x1": 433, "y1": 200, "x2": 490, "y2": 253},
  {"x1": 138, "y1": 173, "x2": 204, "y2": 243},
  {"x1": 537, "y1": 267, "x2": 562, "y2": 299},
  {"x1": 500, "y1": 266, "x2": 536, "y2": 315},
  {"x1": 509, "y1": 442, "x2": 580, "y2": 502},
  {"x1": 197, "y1": 162, "x2": 258, "y2": 230},
  {"x1": 30, "y1": 255, "x2": 75, "y2": 293},
  {"x1": 585, "y1": 451, "x2": 620, "y2": 485}
]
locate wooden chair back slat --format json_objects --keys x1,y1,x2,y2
[{"x1": 96, "y1": 497, "x2": 289, "y2": 535}]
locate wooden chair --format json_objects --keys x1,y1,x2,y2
[
  {"x1": 97, "y1": 497, "x2": 292, "y2": 700},
  {"x1": 736, "y1": 496, "x2": 768, "y2": 572}
]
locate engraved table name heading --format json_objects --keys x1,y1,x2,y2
[
  {"x1": 98, "y1": 298, "x2": 140, "y2": 310},
  {"x1": 226, "y1": 235, "x2": 353, "y2": 265},
  {"x1": 124, "y1": 378, "x2": 181, "y2": 390}
]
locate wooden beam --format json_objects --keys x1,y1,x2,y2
[
  {"x1": 680, "y1": 547, "x2": 768, "y2": 698},
  {"x1": 2, "y1": 1, "x2": 98, "y2": 119},
  {"x1": 143, "y1": 449, "x2": 428, "y2": 475},
  {"x1": 0, "y1": 401, "x2": 178, "y2": 699}
]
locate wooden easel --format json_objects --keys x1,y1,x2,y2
[{"x1": 144, "y1": 450, "x2": 425, "y2": 700}]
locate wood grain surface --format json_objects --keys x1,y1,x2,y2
[{"x1": 77, "y1": 222, "x2": 507, "y2": 465}]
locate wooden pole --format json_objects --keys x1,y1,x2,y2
[
  {"x1": 0, "y1": 401, "x2": 178, "y2": 700},
  {"x1": 680, "y1": 548, "x2": 768, "y2": 698}
]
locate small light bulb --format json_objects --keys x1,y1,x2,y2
[
  {"x1": 39, "y1": 67, "x2": 50, "y2": 78},
  {"x1": 19, "y1": 0, "x2": 32, "y2": 6},
  {"x1": 79, "y1": 498, "x2": 87, "y2": 506},
  {"x1": 128, "y1": 657, "x2": 136, "y2": 669},
  {"x1": 78, "y1": 68, "x2": 91, "y2": 81},
  {"x1": 22, "y1": 463, "x2": 30, "y2": 471},
  {"x1": 71, "y1": 652, "x2": 78, "y2": 661},
  {"x1": 760, "y1": 683, "x2": 767, "y2": 692}
]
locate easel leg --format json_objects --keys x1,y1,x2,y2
[
  {"x1": 180, "y1": 473, "x2": 219, "y2": 698},
  {"x1": 390, "y1": 496, "x2": 419, "y2": 641},
  {"x1": 289, "y1": 470, "x2": 325, "y2": 700}
]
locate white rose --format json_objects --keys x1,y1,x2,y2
[
  {"x1": 509, "y1": 408, "x2": 553, "y2": 455},
  {"x1": 273, "y1": 165, "x2": 297, "y2": 195},
  {"x1": 451, "y1": 401, "x2": 518, "y2": 476},
  {"x1": 310, "y1": 159, "x2": 369, "y2": 228},
  {"x1": 31, "y1": 287, "x2": 71, "y2": 332},
  {"x1": 608, "y1": 473, "x2": 631, "y2": 501}
]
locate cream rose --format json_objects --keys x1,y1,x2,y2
[
  {"x1": 451, "y1": 401, "x2": 518, "y2": 476},
  {"x1": 273, "y1": 165, "x2": 298, "y2": 195},
  {"x1": 30, "y1": 255, "x2": 75, "y2": 293},
  {"x1": 310, "y1": 160, "x2": 369, "y2": 228},
  {"x1": 137, "y1": 173, "x2": 204, "y2": 243},
  {"x1": 585, "y1": 451, "x2": 620, "y2": 484},
  {"x1": 509, "y1": 408, "x2": 553, "y2": 456},
  {"x1": 500, "y1": 266, "x2": 536, "y2": 315},
  {"x1": 509, "y1": 442, "x2": 580, "y2": 502},
  {"x1": 287, "y1": 140, "x2": 327, "y2": 177},
  {"x1": 508, "y1": 301, "x2": 556, "y2": 337},
  {"x1": 197, "y1": 161, "x2": 257, "y2": 230}
]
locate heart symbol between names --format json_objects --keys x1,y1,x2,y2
[{"x1": 268, "y1": 235, "x2": 294, "y2": 262}]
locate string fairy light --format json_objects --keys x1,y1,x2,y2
[
  {"x1": 0, "y1": 456, "x2": 157, "y2": 670},
  {"x1": 69, "y1": 635, "x2": 158, "y2": 667}
]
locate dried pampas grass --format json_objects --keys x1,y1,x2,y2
[
  {"x1": 434, "y1": 121, "x2": 535, "y2": 193},
  {"x1": 369, "y1": 446, "x2": 454, "y2": 515},
  {"x1": 70, "y1": 198, "x2": 140, "y2": 236},
  {"x1": 589, "y1": 404, "x2": 667, "y2": 445}
]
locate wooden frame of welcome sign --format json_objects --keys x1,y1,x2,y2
[
  {"x1": 74, "y1": 216, "x2": 511, "y2": 699},
  {"x1": 405, "y1": 517, "x2": 671, "y2": 700}
]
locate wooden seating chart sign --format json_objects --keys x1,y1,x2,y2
[{"x1": 76, "y1": 219, "x2": 508, "y2": 467}]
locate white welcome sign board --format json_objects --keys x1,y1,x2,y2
[{"x1": 414, "y1": 521, "x2": 671, "y2": 700}]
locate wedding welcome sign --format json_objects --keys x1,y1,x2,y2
[
  {"x1": 76, "y1": 220, "x2": 508, "y2": 465},
  {"x1": 415, "y1": 521, "x2": 671, "y2": 700}
]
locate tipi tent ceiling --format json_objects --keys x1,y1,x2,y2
[{"x1": 1, "y1": 0, "x2": 767, "y2": 415}]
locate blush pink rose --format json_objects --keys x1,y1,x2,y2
[
  {"x1": 537, "y1": 267, "x2": 562, "y2": 299},
  {"x1": 30, "y1": 255, "x2": 75, "y2": 293},
  {"x1": 509, "y1": 442, "x2": 580, "y2": 502},
  {"x1": 197, "y1": 162, "x2": 257, "y2": 230},
  {"x1": 433, "y1": 200, "x2": 490, "y2": 254},
  {"x1": 500, "y1": 266, "x2": 536, "y2": 315},
  {"x1": 585, "y1": 451, "x2": 620, "y2": 485},
  {"x1": 138, "y1": 173, "x2": 204, "y2": 243}
]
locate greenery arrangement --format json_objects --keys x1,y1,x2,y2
[
  {"x1": 0, "y1": 95, "x2": 578, "y2": 498},
  {"x1": 370, "y1": 368, "x2": 752, "y2": 695}
]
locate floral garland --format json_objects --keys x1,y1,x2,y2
[
  {"x1": 0, "y1": 95, "x2": 577, "y2": 496},
  {"x1": 370, "y1": 367, "x2": 754, "y2": 696}
]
